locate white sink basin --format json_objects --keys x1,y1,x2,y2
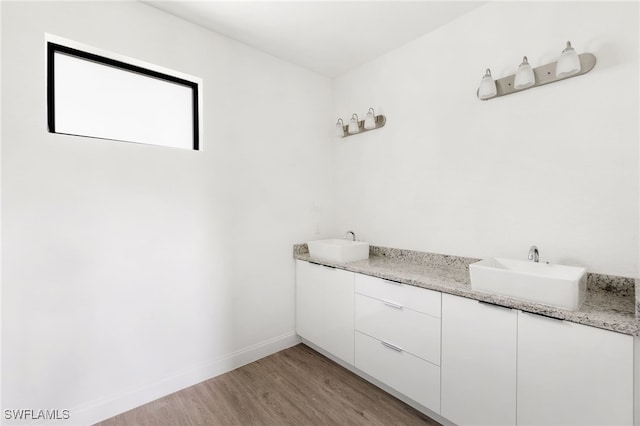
[
  {"x1": 469, "y1": 258, "x2": 587, "y2": 310},
  {"x1": 307, "y1": 239, "x2": 369, "y2": 263}
]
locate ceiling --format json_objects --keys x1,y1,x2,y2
[{"x1": 144, "y1": 1, "x2": 485, "y2": 77}]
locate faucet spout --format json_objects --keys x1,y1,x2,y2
[
  {"x1": 344, "y1": 230, "x2": 356, "y2": 241},
  {"x1": 528, "y1": 245, "x2": 539, "y2": 262}
]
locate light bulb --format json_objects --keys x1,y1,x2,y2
[
  {"x1": 348, "y1": 113, "x2": 360, "y2": 134},
  {"x1": 514, "y1": 56, "x2": 535, "y2": 90},
  {"x1": 556, "y1": 41, "x2": 581, "y2": 78},
  {"x1": 364, "y1": 108, "x2": 376, "y2": 130},
  {"x1": 477, "y1": 68, "x2": 497, "y2": 100},
  {"x1": 335, "y1": 119, "x2": 345, "y2": 138}
]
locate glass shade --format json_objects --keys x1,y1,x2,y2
[
  {"x1": 477, "y1": 69, "x2": 497, "y2": 100},
  {"x1": 335, "y1": 119, "x2": 345, "y2": 138},
  {"x1": 364, "y1": 108, "x2": 376, "y2": 130},
  {"x1": 348, "y1": 114, "x2": 360, "y2": 134},
  {"x1": 556, "y1": 41, "x2": 581, "y2": 78},
  {"x1": 514, "y1": 56, "x2": 535, "y2": 90}
]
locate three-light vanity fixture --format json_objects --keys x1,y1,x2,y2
[
  {"x1": 336, "y1": 107, "x2": 386, "y2": 138},
  {"x1": 477, "y1": 41, "x2": 596, "y2": 101}
]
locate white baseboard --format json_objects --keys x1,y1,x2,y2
[{"x1": 41, "y1": 332, "x2": 301, "y2": 426}]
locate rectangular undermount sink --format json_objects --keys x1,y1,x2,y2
[
  {"x1": 469, "y1": 258, "x2": 587, "y2": 310},
  {"x1": 307, "y1": 239, "x2": 369, "y2": 263}
]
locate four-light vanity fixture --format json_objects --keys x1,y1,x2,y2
[
  {"x1": 477, "y1": 41, "x2": 596, "y2": 101},
  {"x1": 336, "y1": 107, "x2": 386, "y2": 138}
]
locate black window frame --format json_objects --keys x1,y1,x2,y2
[{"x1": 47, "y1": 41, "x2": 200, "y2": 150}]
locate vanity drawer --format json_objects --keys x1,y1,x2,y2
[
  {"x1": 355, "y1": 273, "x2": 441, "y2": 318},
  {"x1": 355, "y1": 331, "x2": 440, "y2": 413},
  {"x1": 355, "y1": 293, "x2": 440, "y2": 365}
]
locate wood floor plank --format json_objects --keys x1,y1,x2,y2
[
  {"x1": 97, "y1": 392, "x2": 189, "y2": 426},
  {"x1": 95, "y1": 344, "x2": 440, "y2": 426}
]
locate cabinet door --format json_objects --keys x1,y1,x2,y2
[
  {"x1": 441, "y1": 294, "x2": 517, "y2": 426},
  {"x1": 518, "y1": 311, "x2": 633, "y2": 426},
  {"x1": 322, "y1": 267, "x2": 354, "y2": 364},
  {"x1": 295, "y1": 260, "x2": 323, "y2": 346},
  {"x1": 295, "y1": 260, "x2": 355, "y2": 365}
]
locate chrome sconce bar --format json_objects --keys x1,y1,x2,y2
[
  {"x1": 477, "y1": 41, "x2": 596, "y2": 101},
  {"x1": 336, "y1": 107, "x2": 386, "y2": 138}
]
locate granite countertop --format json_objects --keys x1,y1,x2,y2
[{"x1": 294, "y1": 244, "x2": 638, "y2": 336}]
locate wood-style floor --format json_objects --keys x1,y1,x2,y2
[{"x1": 96, "y1": 343, "x2": 440, "y2": 425}]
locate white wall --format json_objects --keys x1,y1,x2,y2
[
  {"x1": 333, "y1": 1, "x2": 639, "y2": 277},
  {"x1": 1, "y1": 1, "x2": 334, "y2": 424}
]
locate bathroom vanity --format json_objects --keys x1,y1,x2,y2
[{"x1": 293, "y1": 244, "x2": 638, "y2": 426}]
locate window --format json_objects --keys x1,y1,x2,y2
[{"x1": 47, "y1": 37, "x2": 201, "y2": 150}]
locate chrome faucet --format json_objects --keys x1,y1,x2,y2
[
  {"x1": 344, "y1": 230, "x2": 356, "y2": 241},
  {"x1": 528, "y1": 245, "x2": 539, "y2": 262}
]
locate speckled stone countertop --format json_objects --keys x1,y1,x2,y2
[{"x1": 293, "y1": 244, "x2": 638, "y2": 336}]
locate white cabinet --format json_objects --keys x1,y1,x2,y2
[
  {"x1": 354, "y1": 274, "x2": 441, "y2": 413},
  {"x1": 295, "y1": 260, "x2": 354, "y2": 364},
  {"x1": 635, "y1": 337, "x2": 640, "y2": 426},
  {"x1": 441, "y1": 294, "x2": 517, "y2": 426},
  {"x1": 296, "y1": 259, "x2": 635, "y2": 426},
  {"x1": 322, "y1": 265, "x2": 355, "y2": 364},
  {"x1": 517, "y1": 311, "x2": 634, "y2": 426},
  {"x1": 440, "y1": 296, "x2": 634, "y2": 426},
  {"x1": 295, "y1": 260, "x2": 323, "y2": 345}
]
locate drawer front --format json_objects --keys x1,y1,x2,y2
[
  {"x1": 355, "y1": 274, "x2": 441, "y2": 318},
  {"x1": 355, "y1": 331, "x2": 440, "y2": 413},
  {"x1": 355, "y1": 294, "x2": 440, "y2": 365}
]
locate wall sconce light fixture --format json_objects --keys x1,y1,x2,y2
[
  {"x1": 556, "y1": 41, "x2": 581, "y2": 78},
  {"x1": 348, "y1": 113, "x2": 360, "y2": 134},
  {"x1": 477, "y1": 41, "x2": 596, "y2": 101},
  {"x1": 364, "y1": 108, "x2": 377, "y2": 129},
  {"x1": 477, "y1": 69, "x2": 497, "y2": 100},
  {"x1": 335, "y1": 118, "x2": 345, "y2": 138},
  {"x1": 514, "y1": 56, "x2": 535, "y2": 90},
  {"x1": 336, "y1": 108, "x2": 386, "y2": 138}
]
